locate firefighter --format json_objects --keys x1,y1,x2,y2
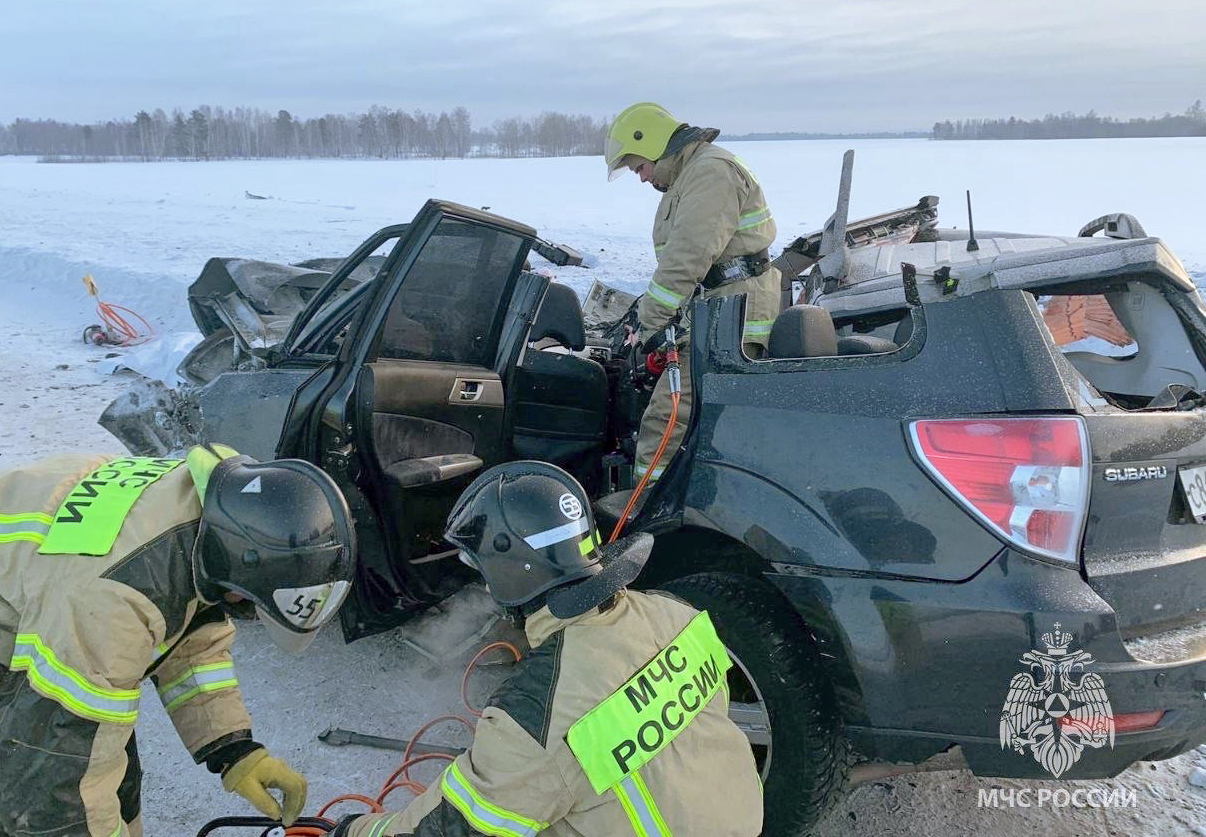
[
  {"x1": 606, "y1": 101, "x2": 781, "y2": 484},
  {"x1": 330, "y1": 460, "x2": 763, "y2": 836},
  {"x1": 0, "y1": 444, "x2": 356, "y2": 836}
]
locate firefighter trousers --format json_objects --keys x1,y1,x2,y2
[
  {"x1": 634, "y1": 342, "x2": 764, "y2": 483},
  {"x1": 0, "y1": 664, "x2": 144, "y2": 837}
]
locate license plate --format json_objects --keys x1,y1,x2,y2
[{"x1": 1178, "y1": 464, "x2": 1206, "y2": 523}]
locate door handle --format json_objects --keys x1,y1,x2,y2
[{"x1": 448, "y1": 377, "x2": 500, "y2": 406}]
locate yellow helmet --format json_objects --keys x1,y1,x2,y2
[{"x1": 605, "y1": 102, "x2": 684, "y2": 181}]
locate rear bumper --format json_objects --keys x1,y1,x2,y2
[{"x1": 768, "y1": 547, "x2": 1206, "y2": 778}]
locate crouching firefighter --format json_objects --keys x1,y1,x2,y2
[
  {"x1": 0, "y1": 445, "x2": 356, "y2": 836},
  {"x1": 331, "y1": 461, "x2": 763, "y2": 837}
]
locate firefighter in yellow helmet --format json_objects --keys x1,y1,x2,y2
[
  {"x1": 606, "y1": 102, "x2": 781, "y2": 484},
  {"x1": 328, "y1": 461, "x2": 763, "y2": 836},
  {"x1": 0, "y1": 445, "x2": 356, "y2": 836}
]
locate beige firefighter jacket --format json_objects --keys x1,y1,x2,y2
[
  {"x1": 0, "y1": 453, "x2": 254, "y2": 837},
  {"x1": 636, "y1": 140, "x2": 781, "y2": 352},
  {"x1": 342, "y1": 588, "x2": 763, "y2": 837}
]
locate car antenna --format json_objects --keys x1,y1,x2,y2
[{"x1": 965, "y1": 190, "x2": 979, "y2": 252}]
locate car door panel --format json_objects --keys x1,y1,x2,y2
[
  {"x1": 368, "y1": 361, "x2": 507, "y2": 467},
  {"x1": 278, "y1": 203, "x2": 537, "y2": 637}
]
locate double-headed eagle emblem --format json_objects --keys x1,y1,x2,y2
[{"x1": 999, "y1": 623, "x2": 1114, "y2": 777}]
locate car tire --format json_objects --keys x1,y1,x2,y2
[{"x1": 660, "y1": 572, "x2": 847, "y2": 837}]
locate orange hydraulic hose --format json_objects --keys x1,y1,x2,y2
[
  {"x1": 300, "y1": 640, "x2": 524, "y2": 830},
  {"x1": 609, "y1": 377, "x2": 681, "y2": 543},
  {"x1": 380, "y1": 753, "x2": 458, "y2": 794},
  {"x1": 461, "y1": 641, "x2": 522, "y2": 718},
  {"x1": 397, "y1": 714, "x2": 474, "y2": 786},
  {"x1": 377, "y1": 780, "x2": 427, "y2": 805},
  {"x1": 607, "y1": 330, "x2": 685, "y2": 547},
  {"x1": 315, "y1": 793, "x2": 383, "y2": 819}
]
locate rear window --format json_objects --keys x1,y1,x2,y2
[{"x1": 1034, "y1": 284, "x2": 1206, "y2": 410}]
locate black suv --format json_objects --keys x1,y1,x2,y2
[{"x1": 103, "y1": 159, "x2": 1206, "y2": 836}]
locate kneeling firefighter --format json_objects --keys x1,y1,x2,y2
[
  {"x1": 0, "y1": 445, "x2": 356, "y2": 836},
  {"x1": 332, "y1": 461, "x2": 763, "y2": 836}
]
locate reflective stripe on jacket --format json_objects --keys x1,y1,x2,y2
[
  {"x1": 637, "y1": 141, "x2": 780, "y2": 351},
  {"x1": 344, "y1": 589, "x2": 763, "y2": 836},
  {"x1": 0, "y1": 453, "x2": 253, "y2": 837}
]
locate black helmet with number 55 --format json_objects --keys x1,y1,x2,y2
[
  {"x1": 187, "y1": 444, "x2": 356, "y2": 653},
  {"x1": 444, "y1": 461, "x2": 651, "y2": 619}
]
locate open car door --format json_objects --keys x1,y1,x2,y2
[{"x1": 277, "y1": 201, "x2": 541, "y2": 639}]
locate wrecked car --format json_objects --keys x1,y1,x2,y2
[{"x1": 102, "y1": 154, "x2": 1206, "y2": 836}]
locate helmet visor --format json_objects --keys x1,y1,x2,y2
[
  {"x1": 605, "y1": 135, "x2": 629, "y2": 180},
  {"x1": 271, "y1": 580, "x2": 351, "y2": 630},
  {"x1": 256, "y1": 604, "x2": 320, "y2": 654},
  {"x1": 256, "y1": 579, "x2": 351, "y2": 653}
]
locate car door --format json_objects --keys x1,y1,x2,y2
[{"x1": 281, "y1": 201, "x2": 540, "y2": 638}]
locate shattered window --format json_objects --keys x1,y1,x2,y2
[
  {"x1": 1034, "y1": 285, "x2": 1206, "y2": 410},
  {"x1": 291, "y1": 238, "x2": 400, "y2": 356},
  {"x1": 377, "y1": 219, "x2": 524, "y2": 366}
]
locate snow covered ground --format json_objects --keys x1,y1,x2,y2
[{"x1": 2, "y1": 138, "x2": 1206, "y2": 835}]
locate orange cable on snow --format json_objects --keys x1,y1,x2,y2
[{"x1": 82, "y1": 274, "x2": 154, "y2": 346}]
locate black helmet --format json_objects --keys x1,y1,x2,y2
[
  {"x1": 444, "y1": 461, "x2": 651, "y2": 618},
  {"x1": 188, "y1": 445, "x2": 356, "y2": 653}
]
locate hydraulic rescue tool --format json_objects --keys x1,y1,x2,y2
[{"x1": 610, "y1": 322, "x2": 681, "y2": 542}]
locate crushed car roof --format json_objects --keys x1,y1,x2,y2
[{"x1": 819, "y1": 235, "x2": 1194, "y2": 317}]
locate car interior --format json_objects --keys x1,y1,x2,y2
[
  {"x1": 766, "y1": 304, "x2": 913, "y2": 359},
  {"x1": 342, "y1": 209, "x2": 920, "y2": 608}
]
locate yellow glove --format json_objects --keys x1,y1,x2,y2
[{"x1": 222, "y1": 748, "x2": 307, "y2": 826}]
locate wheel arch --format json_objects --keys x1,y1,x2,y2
[{"x1": 637, "y1": 525, "x2": 870, "y2": 731}]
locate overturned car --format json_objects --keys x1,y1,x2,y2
[{"x1": 101, "y1": 153, "x2": 1206, "y2": 836}]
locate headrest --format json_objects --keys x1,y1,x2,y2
[
  {"x1": 531, "y1": 283, "x2": 586, "y2": 351},
  {"x1": 768, "y1": 305, "x2": 838, "y2": 359},
  {"x1": 836, "y1": 334, "x2": 897, "y2": 355}
]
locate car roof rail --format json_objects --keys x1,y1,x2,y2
[{"x1": 1078, "y1": 213, "x2": 1148, "y2": 240}]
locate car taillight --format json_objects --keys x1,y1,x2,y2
[{"x1": 908, "y1": 417, "x2": 1090, "y2": 564}]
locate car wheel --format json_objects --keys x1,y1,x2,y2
[{"x1": 661, "y1": 572, "x2": 848, "y2": 837}]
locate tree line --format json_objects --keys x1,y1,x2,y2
[
  {"x1": 0, "y1": 105, "x2": 609, "y2": 161},
  {"x1": 933, "y1": 100, "x2": 1206, "y2": 140}
]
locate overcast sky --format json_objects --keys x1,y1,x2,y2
[{"x1": 2, "y1": 0, "x2": 1202, "y2": 133}]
